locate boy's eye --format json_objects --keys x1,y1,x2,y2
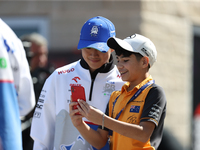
[
  {"x1": 116, "y1": 59, "x2": 129, "y2": 63},
  {"x1": 124, "y1": 59, "x2": 129, "y2": 62}
]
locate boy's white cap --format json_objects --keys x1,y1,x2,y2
[{"x1": 107, "y1": 34, "x2": 157, "y2": 67}]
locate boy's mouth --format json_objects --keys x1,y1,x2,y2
[{"x1": 120, "y1": 71, "x2": 127, "y2": 76}]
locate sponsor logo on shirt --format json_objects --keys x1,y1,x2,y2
[
  {"x1": 117, "y1": 74, "x2": 121, "y2": 78},
  {"x1": 69, "y1": 77, "x2": 81, "y2": 86},
  {"x1": 72, "y1": 77, "x2": 81, "y2": 83},
  {"x1": 36, "y1": 104, "x2": 43, "y2": 109},
  {"x1": 3, "y1": 38, "x2": 15, "y2": 53},
  {"x1": 148, "y1": 104, "x2": 161, "y2": 121},
  {"x1": 58, "y1": 68, "x2": 75, "y2": 75},
  {"x1": 127, "y1": 115, "x2": 137, "y2": 124},
  {"x1": 134, "y1": 100, "x2": 144, "y2": 103},
  {"x1": 0, "y1": 57, "x2": 7, "y2": 69},
  {"x1": 70, "y1": 77, "x2": 82, "y2": 87},
  {"x1": 103, "y1": 82, "x2": 116, "y2": 96},
  {"x1": 35, "y1": 92, "x2": 46, "y2": 111},
  {"x1": 70, "y1": 83, "x2": 82, "y2": 87},
  {"x1": 33, "y1": 111, "x2": 41, "y2": 118},
  {"x1": 38, "y1": 99, "x2": 44, "y2": 103},
  {"x1": 60, "y1": 135, "x2": 94, "y2": 150},
  {"x1": 39, "y1": 93, "x2": 45, "y2": 98}
]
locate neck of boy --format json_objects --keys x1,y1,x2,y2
[{"x1": 127, "y1": 73, "x2": 150, "y2": 92}]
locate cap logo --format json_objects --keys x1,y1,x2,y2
[
  {"x1": 141, "y1": 48, "x2": 149, "y2": 56},
  {"x1": 90, "y1": 26, "x2": 98, "y2": 36}
]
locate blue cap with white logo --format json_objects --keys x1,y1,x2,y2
[{"x1": 77, "y1": 16, "x2": 116, "y2": 53}]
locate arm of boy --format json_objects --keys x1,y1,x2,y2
[
  {"x1": 69, "y1": 101, "x2": 109, "y2": 149},
  {"x1": 77, "y1": 100, "x2": 155, "y2": 143}
]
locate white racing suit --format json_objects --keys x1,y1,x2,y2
[{"x1": 31, "y1": 58, "x2": 124, "y2": 150}]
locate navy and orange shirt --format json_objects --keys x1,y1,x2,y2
[{"x1": 106, "y1": 76, "x2": 167, "y2": 150}]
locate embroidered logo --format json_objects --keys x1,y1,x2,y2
[
  {"x1": 130, "y1": 105, "x2": 140, "y2": 113},
  {"x1": 141, "y1": 48, "x2": 149, "y2": 56},
  {"x1": 90, "y1": 26, "x2": 98, "y2": 36}
]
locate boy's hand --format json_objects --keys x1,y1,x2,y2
[
  {"x1": 77, "y1": 100, "x2": 103, "y2": 125},
  {"x1": 69, "y1": 99, "x2": 84, "y2": 127}
]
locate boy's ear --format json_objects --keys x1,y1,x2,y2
[{"x1": 142, "y1": 56, "x2": 149, "y2": 68}]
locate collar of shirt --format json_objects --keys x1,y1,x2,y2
[{"x1": 121, "y1": 75, "x2": 153, "y2": 94}]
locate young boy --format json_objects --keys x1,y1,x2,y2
[
  {"x1": 70, "y1": 34, "x2": 167, "y2": 150},
  {"x1": 30, "y1": 16, "x2": 124, "y2": 150}
]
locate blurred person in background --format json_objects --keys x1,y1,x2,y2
[
  {"x1": 21, "y1": 33, "x2": 55, "y2": 101},
  {"x1": 20, "y1": 33, "x2": 55, "y2": 150},
  {"x1": 0, "y1": 19, "x2": 35, "y2": 150}
]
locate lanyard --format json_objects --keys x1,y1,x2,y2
[{"x1": 109, "y1": 80, "x2": 155, "y2": 136}]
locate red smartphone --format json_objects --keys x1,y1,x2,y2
[{"x1": 71, "y1": 85, "x2": 86, "y2": 115}]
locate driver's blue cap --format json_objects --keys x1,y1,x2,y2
[{"x1": 77, "y1": 16, "x2": 116, "y2": 53}]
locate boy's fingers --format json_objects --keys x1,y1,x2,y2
[
  {"x1": 77, "y1": 105, "x2": 86, "y2": 117},
  {"x1": 77, "y1": 105, "x2": 82, "y2": 113},
  {"x1": 78, "y1": 99, "x2": 88, "y2": 107},
  {"x1": 69, "y1": 102, "x2": 78, "y2": 111},
  {"x1": 70, "y1": 107, "x2": 80, "y2": 116},
  {"x1": 73, "y1": 109, "x2": 80, "y2": 114},
  {"x1": 78, "y1": 99, "x2": 86, "y2": 104},
  {"x1": 78, "y1": 100, "x2": 89, "y2": 111},
  {"x1": 69, "y1": 102, "x2": 78, "y2": 107}
]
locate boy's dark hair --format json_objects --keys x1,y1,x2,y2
[
  {"x1": 115, "y1": 47, "x2": 143, "y2": 61},
  {"x1": 115, "y1": 47, "x2": 150, "y2": 69}
]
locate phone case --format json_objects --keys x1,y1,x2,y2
[{"x1": 71, "y1": 85, "x2": 86, "y2": 115}]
